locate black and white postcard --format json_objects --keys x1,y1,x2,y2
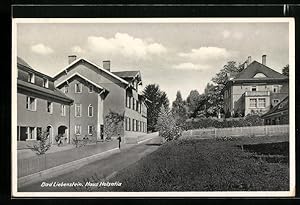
[{"x1": 11, "y1": 18, "x2": 295, "y2": 197}]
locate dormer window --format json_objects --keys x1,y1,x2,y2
[
  {"x1": 253, "y1": 73, "x2": 267, "y2": 78},
  {"x1": 28, "y1": 73, "x2": 35, "y2": 83},
  {"x1": 43, "y1": 78, "x2": 49, "y2": 88}
]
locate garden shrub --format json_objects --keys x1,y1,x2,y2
[
  {"x1": 156, "y1": 106, "x2": 182, "y2": 141},
  {"x1": 29, "y1": 130, "x2": 51, "y2": 155},
  {"x1": 183, "y1": 114, "x2": 264, "y2": 130},
  {"x1": 104, "y1": 111, "x2": 124, "y2": 140}
]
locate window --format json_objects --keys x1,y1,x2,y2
[
  {"x1": 249, "y1": 98, "x2": 257, "y2": 108},
  {"x1": 75, "y1": 104, "x2": 81, "y2": 117},
  {"x1": 126, "y1": 94, "x2": 130, "y2": 108},
  {"x1": 258, "y1": 98, "x2": 266, "y2": 108},
  {"x1": 28, "y1": 73, "x2": 35, "y2": 83},
  {"x1": 88, "y1": 125, "x2": 93, "y2": 135},
  {"x1": 26, "y1": 96, "x2": 37, "y2": 111},
  {"x1": 75, "y1": 125, "x2": 81, "y2": 135},
  {"x1": 61, "y1": 104, "x2": 66, "y2": 116},
  {"x1": 128, "y1": 118, "x2": 131, "y2": 131},
  {"x1": 88, "y1": 104, "x2": 93, "y2": 117},
  {"x1": 273, "y1": 85, "x2": 279, "y2": 93},
  {"x1": 64, "y1": 85, "x2": 69, "y2": 94},
  {"x1": 47, "y1": 101, "x2": 53, "y2": 114},
  {"x1": 27, "y1": 127, "x2": 36, "y2": 140},
  {"x1": 43, "y1": 78, "x2": 49, "y2": 88},
  {"x1": 251, "y1": 86, "x2": 257, "y2": 91},
  {"x1": 132, "y1": 119, "x2": 135, "y2": 131},
  {"x1": 136, "y1": 121, "x2": 139, "y2": 132},
  {"x1": 37, "y1": 127, "x2": 42, "y2": 140},
  {"x1": 88, "y1": 85, "x2": 93, "y2": 93},
  {"x1": 273, "y1": 99, "x2": 280, "y2": 105},
  {"x1": 75, "y1": 83, "x2": 82, "y2": 93},
  {"x1": 133, "y1": 99, "x2": 135, "y2": 110}
]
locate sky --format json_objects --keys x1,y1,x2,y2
[{"x1": 16, "y1": 20, "x2": 290, "y2": 102}]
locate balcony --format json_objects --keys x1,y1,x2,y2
[{"x1": 244, "y1": 91, "x2": 270, "y2": 97}]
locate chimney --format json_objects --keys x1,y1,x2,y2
[
  {"x1": 103, "y1": 60, "x2": 111, "y2": 71},
  {"x1": 262, "y1": 55, "x2": 267, "y2": 65},
  {"x1": 247, "y1": 56, "x2": 252, "y2": 65},
  {"x1": 68, "y1": 55, "x2": 77, "y2": 64}
]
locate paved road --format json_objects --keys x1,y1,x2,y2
[{"x1": 19, "y1": 135, "x2": 162, "y2": 192}]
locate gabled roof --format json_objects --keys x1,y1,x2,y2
[
  {"x1": 261, "y1": 96, "x2": 289, "y2": 118},
  {"x1": 17, "y1": 57, "x2": 33, "y2": 69},
  {"x1": 112, "y1": 71, "x2": 140, "y2": 79},
  {"x1": 55, "y1": 72, "x2": 109, "y2": 93},
  {"x1": 53, "y1": 58, "x2": 129, "y2": 85},
  {"x1": 17, "y1": 57, "x2": 54, "y2": 80},
  {"x1": 233, "y1": 61, "x2": 288, "y2": 80},
  {"x1": 17, "y1": 79, "x2": 73, "y2": 103}
]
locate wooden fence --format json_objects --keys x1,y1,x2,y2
[{"x1": 181, "y1": 125, "x2": 289, "y2": 139}]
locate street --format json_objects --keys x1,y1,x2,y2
[{"x1": 19, "y1": 135, "x2": 162, "y2": 192}]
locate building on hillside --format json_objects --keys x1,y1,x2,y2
[
  {"x1": 222, "y1": 55, "x2": 289, "y2": 117},
  {"x1": 53, "y1": 55, "x2": 147, "y2": 143},
  {"x1": 17, "y1": 57, "x2": 73, "y2": 147},
  {"x1": 261, "y1": 96, "x2": 289, "y2": 125}
]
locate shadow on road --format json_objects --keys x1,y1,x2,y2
[{"x1": 145, "y1": 143, "x2": 162, "y2": 146}]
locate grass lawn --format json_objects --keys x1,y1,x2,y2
[{"x1": 99, "y1": 135, "x2": 289, "y2": 192}]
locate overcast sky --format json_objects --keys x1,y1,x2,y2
[{"x1": 17, "y1": 21, "x2": 289, "y2": 102}]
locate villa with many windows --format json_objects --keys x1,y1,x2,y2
[
  {"x1": 223, "y1": 55, "x2": 289, "y2": 117},
  {"x1": 17, "y1": 55, "x2": 148, "y2": 146}
]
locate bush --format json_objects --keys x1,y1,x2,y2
[
  {"x1": 183, "y1": 114, "x2": 264, "y2": 130},
  {"x1": 156, "y1": 106, "x2": 182, "y2": 141},
  {"x1": 104, "y1": 111, "x2": 124, "y2": 140},
  {"x1": 29, "y1": 130, "x2": 51, "y2": 155}
]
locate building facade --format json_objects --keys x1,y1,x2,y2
[
  {"x1": 17, "y1": 56, "x2": 148, "y2": 146},
  {"x1": 261, "y1": 96, "x2": 289, "y2": 125},
  {"x1": 53, "y1": 56, "x2": 147, "y2": 143},
  {"x1": 223, "y1": 55, "x2": 289, "y2": 117},
  {"x1": 17, "y1": 57, "x2": 73, "y2": 147}
]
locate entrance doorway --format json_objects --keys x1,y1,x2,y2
[
  {"x1": 47, "y1": 125, "x2": 53, "y2": 144},
  {"x1": 58, "y1": 125, "x2": 68, "y2": 144}
]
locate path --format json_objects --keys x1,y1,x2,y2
[{"x1": 19, "y1": 135, "x2": 162, "y2": 192}]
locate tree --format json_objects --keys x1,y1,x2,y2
[
  {"x1": 282, "y1": 64, "x2": 289, "y2": 77},
  {"x1": 203, "y1": 61, "x2": 243, "y2": 118},
  {"x1": 156, "y1": 106, "x2": 182, "y2": 141},
  {"x1": 212, "y1": 61, "x2": 244, "y2": 86},
  {"x1": 171, "y1": 91, "x2": 187, "y2": 127},
  {"x1": 143, "y1": 84, "x2": 170, "y2": 132},
  {"x1": 104, "y1": 110, "x2": 125, "y2": 140},
  {"x1": 186, "y1": 90, "x2": 201, "y2": 117}
]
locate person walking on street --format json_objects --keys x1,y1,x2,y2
[{"x1": 117, "y1": 134, "x2": 121, "y2": 149}]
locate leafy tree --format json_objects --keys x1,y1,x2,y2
[
  {"x1": 143, "y1": 84, "x2": 170, "y2": 132},
  {"x1": 171, "y1": 91, "x2": 187, "y2": 127},
  {"x1": 156, "y1": 106, "x2": 182, "y2": 141},
  {"x1": 186, "y1": 90, "x2": 201, "y2": 117},
  {"x1": 104, "y1": 110, "x2": 124, "y2": 140},
  {"x1": 282, "y1": 64, "x2": 289, "y2": 76},
  {"x1": 212, "y1": 61, "x2": 244, "y2": 86}
]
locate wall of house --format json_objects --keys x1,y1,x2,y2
[
  {"x1": 229, "y1": 81, "x2": 288, "y2": 116},
  {"x1": 61, "y1": 77, "x2": 99, "y2": 141},
  {"x1": 17, "y1": 90, "x2": 70, "y2": 144},
  {"x1": 244, "y1": 95, "x2": 271, "y2": 116},
  {"x1": 54, "y1": 62, "x2": 126, "y2": 118},
  {"x1": 263, "y1": 110, "x2": 289, "y2": 125}
]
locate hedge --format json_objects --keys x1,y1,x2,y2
[{"x1": 182, "y1": 114, "x2": 264, "y2": 130}]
